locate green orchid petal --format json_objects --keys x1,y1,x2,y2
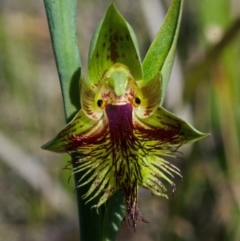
[
  {"x1": 142, "y1": 0, "x2": 183, "y2": 104},
  {"x1": 80, "y1": 76, "x2": 103, "y2": 120},
  {"x1": 135, "y1": 73, "x2": 162, "y2": 118},
  {"x1": 88, "y1": 4, "x2": 142, "y2": 84},
  {"x1": 41, "y1": 109, "x2": 107, "y2": 152},
  {"x1": 134, "y1": 106, "x2": 208, "y2": 146}
]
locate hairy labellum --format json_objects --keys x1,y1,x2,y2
[{"x1": 42, "y1": 63, "x2": 207, "y2": 228}]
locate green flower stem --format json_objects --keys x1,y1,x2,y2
[{"x1": 43, "y1": 1, "x2": 124, "y2": 240}]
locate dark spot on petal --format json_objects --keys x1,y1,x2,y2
[
  {"x1": 126, "y1": 34, "x2": 130, "y2": 41},
  {"x1": 113, "y1": 33, "x2": 119, "y2": 43},
  {"x1": 104, "y1": 34, "x2": 108, "y2": 38},
  {"x1": 120, "y1": 36, "x2": 123, "y2": 41},
  {"x1": 109, "y1": 39, "x2": 119, "y2": 62},
  {"x1": 122, "y1": 54, "x2": 125, "y2": 58},
  {"x1": 103, "y1": 42, "x2": 106, "y2": 48},
  {"x1": 96, "y1": 52, "x2": 99, "y2": 58},
  {"x1": 109, "y1": 28, "x2": 112, "y2": 32}
]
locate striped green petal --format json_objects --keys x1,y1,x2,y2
[
  {"x1": 135, "y1": 73, "x2": 162, "y2": 118},
  {"x1": 80, "y1": 76, "x2": 103, "y2": 120},
  {"x1": 41, "y1": 109, "x2": 107, "y2": 152},
  {"x1": 134, "y1": 106, "x2": 208, "y2": 146}
]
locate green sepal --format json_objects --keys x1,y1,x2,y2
[
  {"x1": 88, "y1": 3, "x2": 142, "y2": 84},
  {"x1": 142, "y1": 0, "x2": 184, "y2": 104}
]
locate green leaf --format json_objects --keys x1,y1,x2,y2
[
  {"x1": 43, "y1": 0, "x2": 81, "y2": 121},
  {"x1": 88, "y1": 3, "x2": 142, "y2": 84},
  {"x1": 142, "y1": 0, "x2": 184, "y2": 104}
]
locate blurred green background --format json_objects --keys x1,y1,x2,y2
[{"x1": 0, "y1": 0, "x2": 240, "y2": 240}]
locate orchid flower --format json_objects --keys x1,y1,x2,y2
[{"x1": 42, "y1": 3, "x2": 207, "y2": 229}]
